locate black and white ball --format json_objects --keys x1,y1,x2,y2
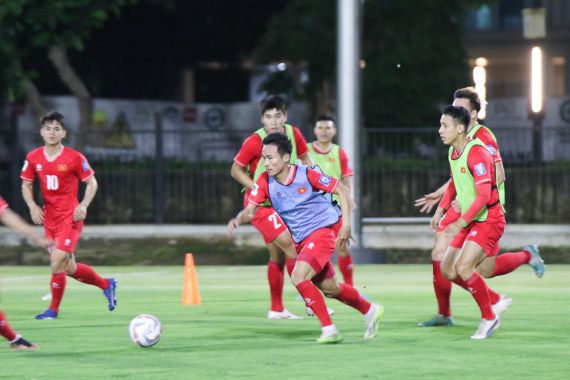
[{"x1": 129, "y1": 314, "x2": 162, "y2": 347}]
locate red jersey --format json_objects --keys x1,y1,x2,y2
[
  {"x1": 233, "y1": 126, "x2": 309, "y2": 206},
  {"x1": 0, "y1": 196, "x2": 8, "y2": 215},
  {"x1": 446, "y1": 145, "x2": 502, "y2": 220},
  {"x1": 472, "y1": 126, "x2": 502, "y2": 163},
  {"x1": 21, "y1": 146, "x2": 95, "y2": 224}
]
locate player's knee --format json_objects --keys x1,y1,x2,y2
[
  {"x1": 441, "y1": 267, "x2": 456, "y2": 281},
  {"x1": 322, "y1": 287, "x2": 339, "y2": 298},
  {"x1": 455, "y1": 263, "x2": 473, "y2": 280},
  {"x1": 477, "y1": 266, "x2": 493, "y2": 278}
]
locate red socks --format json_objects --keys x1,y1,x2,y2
[
  {"x1": 267, "y1": 261, "x2": 285, "y2": 312},
  {"x1": 432, "y1": 260, "x2": 452, "y2": 317},
  {"x1": 465, "y1": 273, "x2": 495, "y2": 320},
  {"x1": 492, "y1": 251, "x2": 531, "y2": 277},
  {"x1": 71, "y1": 263, "x2": 109, "y2": 290},
  {"x1": 453, "y1": 275, "x2": 500, "y2": 304},
  {"x1": 0, "y1": 310, "x2": 17, "y2": 342},
  {"x1": 337, "y1": 255, "x2": 354, "y2": 286},
  {"x1": 285, "y1": 258, "x2": 295, "y2": 277},
  {"x1": 335, "y1": 283, "x2": 371, "y2": 314},
  {"x1": 49, "y1": 272, "x2": 67, "y2": 312},
  {"x1": 296, "y1": 280, "x2": 332, "y2": 327}
]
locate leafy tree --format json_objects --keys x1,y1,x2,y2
[
  {"x1": 256, "y1": 0, "x2": 487, "y2": 126},
  {"x1": 0, "y1": 0, "x2": 134, "y2": 146}
]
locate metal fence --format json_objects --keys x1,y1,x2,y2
[{"x1": 1, "y1": 125, "x2": 569, "y2": 224}]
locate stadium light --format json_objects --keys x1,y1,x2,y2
[
  {"x1": 531, "y1": 46, "x2": 543, "y2": 114},
  {"x1": 473, "y1": 58, "x2": 487, "y2": 119}
]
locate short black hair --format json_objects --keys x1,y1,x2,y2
[
  {"x1": 316, "y1": 115, "x2": 335, "y2": 124},
  {"x1": 40, "y1": 111, "x2": 66, "y2": 129},
  {"x1": 260, "y1": 95, "x2": 287, "y2": 115},
  {"x1": 453, "y1": 87, "x2": 482, "y2": 113},
  {"x1": 262, "y1": 132, "x2": 292, "y2": 156},
  {"x1": 442, "y1": 105, "x2": 470, "y2": 128}
]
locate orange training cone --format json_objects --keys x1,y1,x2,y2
[{"x1": 181, "y1": 253, "x2": 202, "y2": 305}]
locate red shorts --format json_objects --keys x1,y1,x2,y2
[
  {"x1": 295, "y1": 219, "x2": 342, "y2": 283},
  {"x1": 450, "y1": 215, "x2": 505, "y2": 257},
  {"x1": 437, "y1": 206, "x2": 461, "y2": 232},
  {"x1": 251, "y1": 206, "x2": 288, "y2": 244},
  {"x1": 45, "y1": 220, "x2": 84, "y2": 253}
]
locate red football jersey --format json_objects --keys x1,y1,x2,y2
[
  {"x1": 21, "y1": 146, "x2": 95, "y2": 223},
  {"x1": 473, "y1": 127, "x2": 502, "y2": 163},
  {"x1": 234, "y1": 126, "x2": 309, "y2": 206},
  {"x1": 0, "y1": 195, "x2": 8, "y2": 215}
]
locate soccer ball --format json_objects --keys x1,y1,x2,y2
[{"x1": 129, "y1": 314, "x2": 162, "y2": 347}]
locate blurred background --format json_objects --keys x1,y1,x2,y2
[{"x1": 0, "y1": 0, "x2": 568, "y2": 228}]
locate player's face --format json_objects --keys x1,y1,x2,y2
[
  {"x1": 261, "y1": 144, "x2": 290, "y2": 177},
  {"x1": 439, "y1": 114, "x2": 462, "y2": 145},
  {"x1": 40, "y1": 121, "x2": 66, "y2": 146},
  {"x1": 452, "y1": 98, "x2": 477, "y2": 123},
  {"x1": 314, "y1": 120, "x2": 336, "y2": 143},
  {"x1": 261, "y1": 108, "x2": 287, "y2": 134}
]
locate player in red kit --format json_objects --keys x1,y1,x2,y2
[
  {"x1": 21, "y1": 111, "x2": 117, "y2": 320},
  {"x1": 1, "y1": 195, "x2": 49, "y2": 349},
  {"x1": 416, "y1": 88, "x2": 544, "y2": 328},
  {"x1": 231, "y1": 96, "x2": 313, "y2": 319},
  {"x1": 228, "y1": 133, "x2": 383, "y2": 343}
]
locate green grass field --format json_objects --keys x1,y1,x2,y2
[{"x1": 1, "y1": 265, "x2": 568, "y2": 380}]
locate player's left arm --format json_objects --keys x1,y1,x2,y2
[
  {"x1": 293, "y1": 127, "x2": 314, "y2": 166},
  {"x1": 74, "y1": 176, "x2": 98, "y2": 222},
  {"x1": 495, "y1": 160, "x2": 506, "y2": 185},
  {"x1": 332, "y1": 182, "x2": 352, "y2": 249}
]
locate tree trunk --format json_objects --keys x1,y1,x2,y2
[
  {"x1": 47, "y1": 45, "x2": 92, "y2": 150},
  {"x1": 24, "y1": 78, "x2": 47, "y2": 122}
]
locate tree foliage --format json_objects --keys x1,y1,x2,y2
[
  {"x1": 256, "y1": 0, "x2": 488, "y2": 126},
  {"x1": 0, "y1": 0, "x2": 134, "y2": 101}
]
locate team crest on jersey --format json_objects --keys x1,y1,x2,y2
[
  {"x1": 474, "y1": 163, "x2": 487, "y2": 176},
  {"x1": 81, "y1": 160, "x2": 90, "y2": 172},
  {"x1": 460, "y1": 167, "x2": 466, "y2": 174},
  {"x1": 36, "y1": 164, "x2": 43, "y2": 171},
  {"x1": 486, "y1": 145, "x2": 497, "y2": 156},
  {"x1": 319, "y1": 174, "x2": 332, "y2": 186},
  {"x1": 21, "y1": 160, "x2": 29, "y2": 172},
  {"x1": 297, "y1": 186, "x2": 307, "y2": 194},
  {"x1": 58, "y1": 164, "x2": 68, "y2": 172}
]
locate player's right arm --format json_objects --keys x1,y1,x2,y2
[
  {"x1": 21, "y1": 180, "x2": 44, "y2": 225},
  {"x1": 230, "y1": 162, "x2": 256, "y2": 190},
  {"x1": 415, "y1": 179, "x2": 451, "y2": 214},
  {"x1": 431, "y1": 179, "x2": 456, "y2": 231}
]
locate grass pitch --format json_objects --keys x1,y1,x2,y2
[{"x1": 1, "y1": 265, "x2": 568, "y2": 380}]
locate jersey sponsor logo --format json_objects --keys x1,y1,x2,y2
[
  {"x1": 319, "y1": 174, "x2": 332, "y2": 186},
  {"x1": 474, "y1": 163, "x2": 487, "y2": 176},
  {"x1": 307, "y1": 242, "x2": 315, "y2": 249},
  {"x1": 327, "y1": 157, "x2": 336, "y2": 163},
  {"x1": 58, "y1": 164, "x2": 68, "y2": 172},
  {"x1": 276, "y1": 192, "x2": 282, "y2": 197},
  {"x1": 64, "y1": 238, "x2": 71, "y2": 246},
  {"x1": 22, "y1": 160, "x2": 29, "y2": 172},
  {"x1": 460, "y1": 167, "x2": 466, "y2": 174},
  {"x1": 81, "y1": 160, "x2": 90, "y2": 172},
  {"x1": 486, "y1": 145, "x2": 497, "y2": 156},
  {"x1": 470, "y1": 231, "x2": 478, "y2": 237},
  {"x1": 36, "y1": 164, "x2": 43, "y2": 172},
  {"x1": 297, "y1": 186, "x2": 307, "y2": 194}
]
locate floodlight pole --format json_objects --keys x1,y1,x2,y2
[{"x1": 337, "y1": 0, "x2": 362, "y2": 247}]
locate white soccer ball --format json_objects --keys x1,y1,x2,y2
[{"x1": 129, "y1": 314, "x2": 162, "y2": 347}]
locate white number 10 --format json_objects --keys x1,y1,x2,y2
[{"x1": 46, "y1": 175, "x2": 59, "y2": 190}]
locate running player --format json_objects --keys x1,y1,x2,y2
[
  {"x1": 435, "y1": 105, "x2": 509, "y2": 339},
  {"x1": 228, "y1": 132, "x2": 383, "y2": 343},
  {"x1": 0, "y1": 195, "x2": 48, "y2": 349},
  {"x1": 417, "y1": 87, "x2": 544, "y2": 327},
  {"x1": 21, "y1": 111, "x2": 117, "y2": 320},
  {"x1": 231, "y1": 95, "x2": 312, "y2": 319},
  {"x1": 307, "y1": 115, "x2": 356, "y2": 286}
]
